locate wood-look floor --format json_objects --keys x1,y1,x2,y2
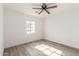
[{"x1": 4, "y1": 39, "x2": 79, "y2": 56}]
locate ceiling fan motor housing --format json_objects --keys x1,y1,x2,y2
[{"x1": 42, "y1": 3, "x2": 47, "y2": 9}]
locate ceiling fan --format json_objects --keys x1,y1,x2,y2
[{"x1": 32, "y1": 3, "x2": 57, "y2": 14}]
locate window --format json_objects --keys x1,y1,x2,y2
[{"x1": 26, "y1": 21, "x2": 35, "y2": 34}]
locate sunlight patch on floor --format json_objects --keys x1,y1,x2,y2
[{"x1": 35, "y1": 44, "x2": 63, "y2": 56}]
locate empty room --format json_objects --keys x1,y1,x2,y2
[{"x1": 0, "y1": 3, "x2": 79, "y2": 56}]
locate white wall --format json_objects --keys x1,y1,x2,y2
[
  {"x1": 0, "y1": 4, "x2": 4, "y2": 56},
  {"x1": 45, "y1": 3, "x2": 79, "y2": 49},
  {"x1": 4, "y1": 8, "x2": 44, "y2": 48}
]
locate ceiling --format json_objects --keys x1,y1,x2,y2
[{"x1": 3, "y1": 3, "x2": 79, "y2": 18}]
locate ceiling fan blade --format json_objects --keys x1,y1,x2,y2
[
  {"x1": 33, "y1": 8, "x2": 42, "y2": 9},
  {"x1": 39, "y1": 9, "x2": 43, "y2": 14},
  {"x1": 47, "y1": 5, "x2": 57, "y2": 9},
  {"x1": 45, "y1": 9, "x2": 50, "y2": 14}
]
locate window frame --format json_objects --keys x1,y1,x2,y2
[{"x1": 26, "y1": 21, "x2": 35, "y2": 34}]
